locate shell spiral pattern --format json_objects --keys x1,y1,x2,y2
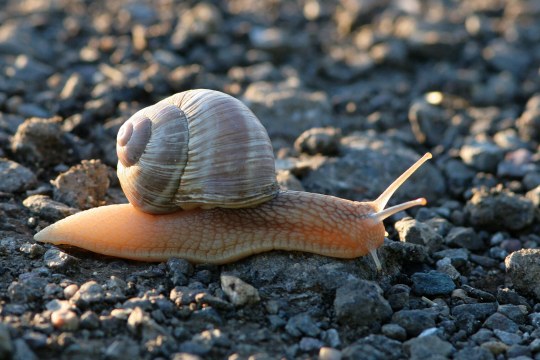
[{"x1": 116, "y1": 89, "x2": 279, "y2": 214}]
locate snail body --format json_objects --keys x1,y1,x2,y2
[{"x1": 34, "y1": 89, "x2": 432, "y2": 269}]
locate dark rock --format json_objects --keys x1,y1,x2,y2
[
  {"x1": 294, "y1": 127, "x2": 341, "y2": 156},
  {"x1": 465, "y1": 187, "x2": 535, "y2": 231},
  {"x1": 497, "y1": 304, "x2": 528, "y2": 324},
  {"x1": 445, "y1": 227, "x2": 484, "y2": 251},
  {"x1": 408, "y1": 96, "x2": 450, "y2": 146},
  {"x1": 72, "y1": 281, "x2": 105, "y2": 308},
  {"x1": 0, "y1": 323, "x2": 13, "y2": 359},
  {"x1": 302, "y1": 137, "x2": 445, "y2": 205},
  {"x1": 392, "y1": 309, "x2": 437, "y2": 337},
  {"x1": 341, "y1": 335, "x2": 404, "y2": 360},
  {"x1": 321, "y1": 329, "x2": 341, "y2": 349},
  {"x1": 454, "y1": 346, "x2": 494, "y2": 360},
  {"x1": 0, "y1": 159, "x2": 36, "y2": 193},
  {"x1": 13, "y1": 339, "x2": 38, "y2": 360},
  {"x1": 23, "y1": 195, "x2": 79, "y2": 222},
  {"x1": 461, "y1": 285, "x2": 497, "y2": 302},
  {"x1": 497, "y1": 149, "x2": 536, "y2": 178},
  {"x1": 381, "y1": 323, "x2": 407, "y2": 341},
  {"x1": 496, "y1": 288, "x2": 529, "y2": 307},
  {"x1": 483, "y1": 313, "x2": 519, "y2": 332},
  {"x1": 404, "y1": 334, "x2": 454, "y2": 359},
  {"x1": 493, "y1": 329, "x2": 521, "y2": 345},
  {"x1": 299, "y1": 337, "x2": 324, "y2": 352},
  {"x1": 19, "y1": 243, "x2": 45, "y2": 259},
  {"x1": 43, "y1": 249, "x2": 78, "y2": 272},
  {"x1": 285, "y1": 313, "x2": 320, "y2": 338},
  {"x1": 411, "y1": 271, "x2": 456, "y2": 296},
  {"x1": 443, "y1": 159, "x2": 476, "y2": 196},
  {"x1": 506, "y1": 344, "x2": 530, "y2": 358},
  {"x1": 7, "y1": 275, "x2": 48, "y2": 304},
  {"x1": 166, "y1": 258, "x2": 194, "y2": 287},
  {"x1": 10, "y1": 117, "x2": 69, "y2": 168},
  {"x1": 243, "y1": 81, "x2": 332, "y2": 143},
  {"x1": 104, "y1": 337, "x2": 140, "y2": 360},
  {"x1": 433, "y1": 248, "x2": 470, "y2": 268},
  {"x1": 483, "y1": 39, "x2": 531, "y2": 77},
  {"x1": 334, "y1": 279, "x2": 392, "y2": 328},
  {"x1": 80, "y1": 311, "x2": 100, "y2": 330},
  {"x1": 386, "y1": 284, "x2": 410, "y2": 311},
  {"x1": 460, "y1": 139, "x2": 504, "y2": 173}
]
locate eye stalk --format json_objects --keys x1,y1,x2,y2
[{"x1": 365, "y1": 153, "x2": 432, "y2": 271}]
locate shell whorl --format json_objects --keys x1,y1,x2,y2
[{"x1": 116, "y1": 89, "x2": 279, "y2": 214}]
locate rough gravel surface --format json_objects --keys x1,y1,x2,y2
[{"x1": 1, "y1": 0, "x2": 540, "y2": 359}]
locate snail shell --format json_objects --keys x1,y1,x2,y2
[{"x1": 116, "y1": 89, "x2": 279, "y2": 214}]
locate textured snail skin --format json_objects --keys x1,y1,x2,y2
[{"x1": 34, "y1": 191, "x2": 384, "y2": 264}]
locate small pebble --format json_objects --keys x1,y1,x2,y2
[
  {"x1": 0, "y1": 323, "x2": 13, "y2": 359},
  {"x1": 220, "y1": 275, "x2": 260, "y2": 306},
  {"x1": 334, "y1": 279, "x2": 392, "y2": 328},
  {"x1": 381, "y1": 323, "x2": 407, "y2": 341},
  {"x1": 72, "y1": 281, "x2": 105, "y2": 308},
  {"x1": 391, "y1": 310, "x2": 437, "y2": 337},
  {"x1": 51, "y1": 310, "x2": 79, "y2": 331},
  {"x1": 319, "y1": 347, "x2": 342, "y2": 360},
  {"x1": 411, "y1": 271, "x2": 456, "y2": 296},
  {"x1": 43, "y1": 249, "x2": 78, "y2": 272},
  {"x1": 285, "y1": 313, "x2": 320, "y2": 338}
]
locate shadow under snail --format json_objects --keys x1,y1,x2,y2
[{"x1": 34, "y1": 89, "x2": 432, "y2": 270}]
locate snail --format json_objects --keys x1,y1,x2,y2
[{"x1": 34, "y1": 89, "x2": 432, "y2": 270}]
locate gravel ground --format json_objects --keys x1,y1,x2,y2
[{"x1": 1, "y1": 0, "x2": 540, "y2": 359}]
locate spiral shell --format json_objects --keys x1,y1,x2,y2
[{"x1": 116, "y1": 89, "x2": 279, "y2": 214}]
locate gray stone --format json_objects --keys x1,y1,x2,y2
[
  {"x1": 342, "y1": 335, "x2": 403, "y2": 360},
  {"x1": 43, "y1": 249, "x2": 78, "y2": 272},
  {"x1": 23, "y1": 195, "x2": 79, "y2": 222},
  {"x1": 460, "y1": 139, "x2": 504, "y2": 173},
  {"x1": 10, "y1": 117, "x2": 69, "y2": 167},
  {"x1": 334, "y1": 279, "x2": 392, "y2": 328},
  {"x1": 0, "y1": 159, "x2": 36, "y2": 193},
  {"x1": 167, "y1": 258, "x2": 194, "y2": 287},
  {"x1": 302, "y1": 137, "x2": 445, "y2": 206},
  {"x1": 381, "y1": 323, "x2": 407, "y2": 341},
  {"x1": 395, "y1": 218, "x2": 443, "y2": 252},
  {"x1": 497, "y1": 304, "x2": 528, "y2": 324},
  {"x1": 466, "y1": 187, "x2": 535, "y2": 231},
  {"x1": 505, "y1": 249, "x2": 540, "y2": 301},
  {"x1": 104, "y1": 337, "x2": 140, "y2": 360},
  {"x1": 72, "y1": 281, "x2": 105, "y2": 308},
  {"x1": 433, "y1": 248, "x2": 470, "y2": 268},
  {"x1": 391, "y1": 309, "x2": 437, "y2": 337},
  {"x1": 483, "y1": 313, "x2": 519, "y2": 332},
  {"x1": 493, "y1": 329, "x2": 521, "y2": 345},
  {"x1": 454, "y1": 346, "x2": 494, "y2": 360},
  {"x1": 411, "y1": 271, "x2": 455, "y2": 296},
  {"x1": 0, "y1": 323, "x2": 13, "y2": 359},
  {"x1": 299, "y1": 337, "x2": 324, "y2": 352},
  {"x1": 13, "y1": 339, "x2": 38, "y2": 360},
  {"x1": 243, "y1": 81, "x2": 332, "y2": 143},
  {"x1": 445, "y1": 227, "x2": 484, "y2": 251},
  {"x1": 404, "y1": 334, "x2": 454, "y2": 360},
  {"x1": 285, "y1": 313, "x2": 320, "y2": 337}
]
